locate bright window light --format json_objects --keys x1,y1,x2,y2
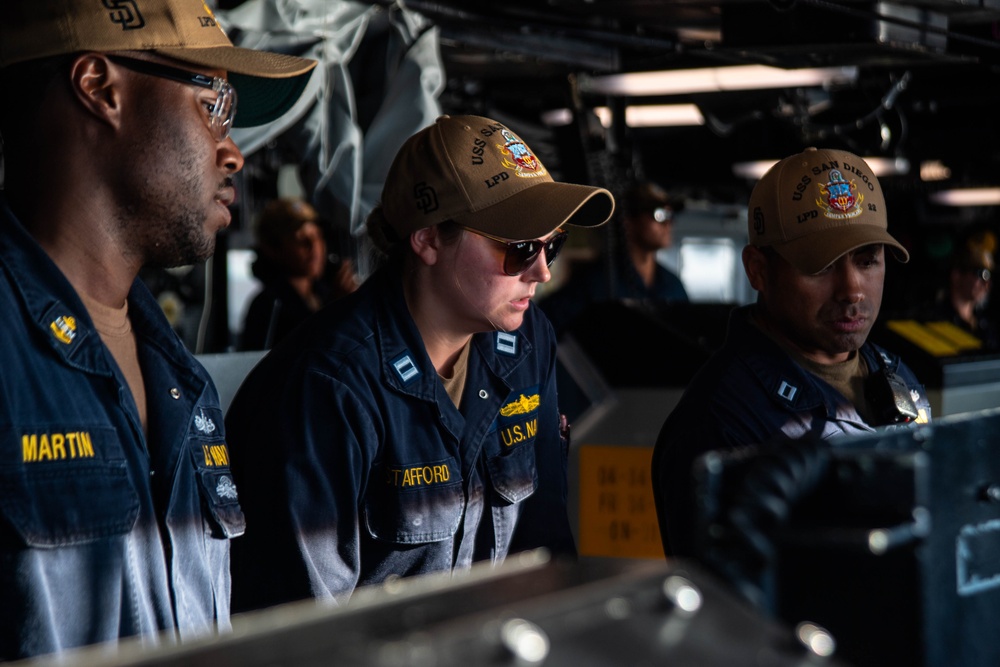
[
  {"x1": 227, "y1": 249, "x2": 259, "y2": 335},
  {"x1": 679, "y1": 238, "x2": 740, "y2": 303}
]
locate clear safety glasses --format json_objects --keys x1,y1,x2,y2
[
  {"x1": 964, "y1": 267, "x2": 993, "y2": 282},
  {"x1": 461, "y1": 226, "x2": 569, "y2": 276},
  {"x1": 652, "y1": 206, "x2": 674, "y2": 223},
  {"x1": 107, "y1": 55, "x2": 237, "y2": 142}
]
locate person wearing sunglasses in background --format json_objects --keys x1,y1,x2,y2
[
  {"x1": 0, "y1": 0, "x2": 315, "y2": 661},
  {"x1": 225, "y1": 115, "x2": 614, "y2": 610},
  {"x1": 932, "y1": 229, "x2": 999, "y2": 350},
  {"x1": 238, "y1": 197, "x2": 359, "y2": 352},
  {"x1": 539, "y1": 180, "x2": 689, "y2": 338}
]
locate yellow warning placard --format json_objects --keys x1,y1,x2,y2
[
  {"x1": 578, "y1": 444, "x2": 664, "y2": 560},
  {"x1": 924, "y1": 321, "x2": 983, "y2": 351},
  {"x1": 886, "y1": 319, "x2": 982, "y2": 357}
]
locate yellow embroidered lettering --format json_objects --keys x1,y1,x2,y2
[
  {"x1": 38, "y1": 434, "x2": 52, "y2": 461},
  {"x1": 210, "y1": 444, "x2": 229, "y2": 466},
  {"x1": 21, "y1": 431, "x2": 95, "y2": 462},
  {"x1": 22, "y1": 434, "x2": 37, "y2": 462},
  {"x1": 51, "y1": 433, "x2": 66, "y2": 460},
  {"x1": 79, "y1": 431, "x2": 94, "y2": 458},
  {"x1": 388, "y1": 463, "x2": 452, "y2": 487},
  {"x1": 500, "y1": 417, "x2": 540, "y2": 447}
]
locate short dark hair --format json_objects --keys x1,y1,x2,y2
[
  {"x1": 757, "y1": 244, "x2": 781, "y2": 261},
  {"x1": 620, "y1": 181, "x2": 685, "y2": 218},
  {"x1": 255, "y1": 198, "x2": 320, "y2": 250},
  {"x1": 365, "y1": 210, "x2": 462, "y2": 272}
]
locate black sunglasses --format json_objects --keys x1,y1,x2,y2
[{"x1": 460, "y1": 227, "x2": 569, "y2": 276}]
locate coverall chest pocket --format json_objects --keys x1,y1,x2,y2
[
  {"x1": 0, "y1": 426, "x2": 139, "y2": 547},
  {"x1": 488, "y1": 389, "x2": 541, "y2": 504},
  {"x1": 364, "y1": 457, "x2": 464, "y2": 544},
  {"x1": 486, "y1": 435, "x2": 538, "y2": 504}
]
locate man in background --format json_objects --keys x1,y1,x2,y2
[
  {"x1": 239, "y1": 197, "x2": 357, "y2": 350},
  {"x1": 934, "y1": 229, "x2": 998, "y2": 350},
  {"x1": 540, "y1": 180, "x2": 688, "y2": 336}
]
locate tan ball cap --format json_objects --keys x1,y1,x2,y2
[
  {"x1": 748, "y1": 147, "x2": 909, "y2": 274},
  {"x1": 0, "y1": 0, "x2": 317, "y2": 128},
  {"x1": 379, "y1": 115, "x2": 615, "y2": 241}
]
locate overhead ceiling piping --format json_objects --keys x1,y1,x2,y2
[
  {"x1": 799, "y1": 0, "x2": 1000, "y2": 53},
  {"x1": 439, "y1": 26, "x2": 619, "y2": 71},
  {"x1": 403, "y1": 0, "x2": 679, "y2": 55}
]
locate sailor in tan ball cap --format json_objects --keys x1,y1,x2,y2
[
  {"x1": 747, "y1": 147, "x2": 909, "y2": 275},
  {"x1": 0, "y1": 0, "x2": 316, "y2": 660},
  {"x1": 653, "y1": 147, "x2": 930, "y2": 558},
  {"x1": 225, "y1": 114, "x2": 614, "y2": 611}
]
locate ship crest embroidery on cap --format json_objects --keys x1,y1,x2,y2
[
  {"x1": 498, "y1": 129, "x2": 546, "y2": 179},
  {"x1": 816, "y1": 169, "x2": 864, "y2": 220}
]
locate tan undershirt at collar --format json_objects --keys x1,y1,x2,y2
[
  {"x1": 439, "y1": 339, "x2": 472, "y2": 409},
  {"x1": 78, "y1": 293, "x2": 148, "y2": 433},
  {"x1": 795, "y1": 351, "x2": 873, "y2": 423},
  {"x1": 750, "y1": 312, "x2": 873, "y2": 423}
]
